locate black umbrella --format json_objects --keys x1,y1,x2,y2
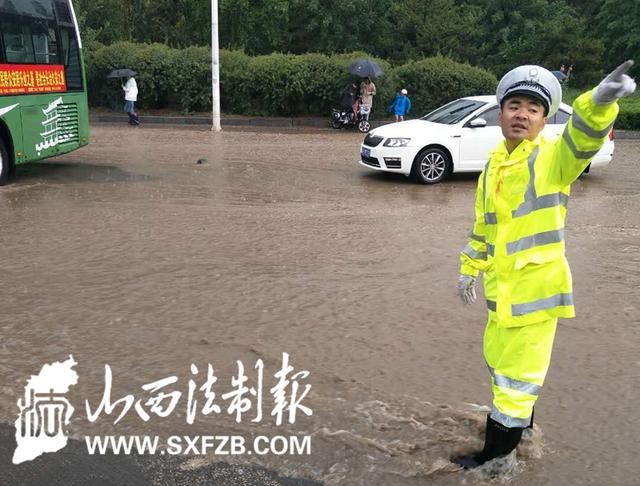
[
  {"x1": 107, "y1": 69, "x2": 137, "y2": 79},
  {"x1": 551, "y1": 70, "x2": 567, "y2": 81},
  {"x1": 348, "y1": 59, "x2": 384, "y2": 78}
]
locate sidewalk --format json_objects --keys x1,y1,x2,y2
[
  {"x1": 89, "y1": 109, "x2": 640, "y2": 138},
  {"x1": 90, "y1": 109, "x2": 393, "y2": 130}
]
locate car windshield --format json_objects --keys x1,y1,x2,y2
[{"x1": 422, "y1": 99, "x2": 488, "y2": 125}]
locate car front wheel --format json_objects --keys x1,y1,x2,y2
[{"x1": 411, "y1": 147, "x2": 452, "y2": 184}]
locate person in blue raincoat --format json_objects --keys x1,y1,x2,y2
[{"x1": 389, "y1": 89, "x2": 411, "y2": 122}]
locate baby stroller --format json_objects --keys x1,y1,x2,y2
[
  {"x1": 330, "y1": 91, "x2": 371, "y2": 133},
  {"x1": 355, "y1": 102, "x2": 371, "y2": 132}
]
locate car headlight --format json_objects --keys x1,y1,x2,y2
[{"x1": 383, "y1": 138, "x2": 411, "y2": 147}]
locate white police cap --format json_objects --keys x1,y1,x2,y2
[{"x1": 496, "y1": 65, "x2": 562, "y2": 117}]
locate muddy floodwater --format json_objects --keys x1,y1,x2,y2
[{"x1": 1, "y1": 125, "x2": 639, "y2": 485}]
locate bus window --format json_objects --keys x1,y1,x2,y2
[
  {"x1": 2, "y1": 22, "x2": 36, "y2": 63},
  {"x1": 1, "y1": 17, "x2": 61, "y2": 65},
  {"x1": 32, "y1": 20, "x2": 58, "y2": 64},
  {"x1": 59, "y1": 27, "x2": 82, "y2": 90}
]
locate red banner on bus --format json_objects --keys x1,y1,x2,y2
[{"x1": 0, "y1": 64, "x2": 67, "y2": 95}]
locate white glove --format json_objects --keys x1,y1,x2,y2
[
  {"x1": 593, "y1": 60, "x2": 637, "y2": 105},
  {"x1": 457, "y1": 275, "x2": 477, "y2": 305}
]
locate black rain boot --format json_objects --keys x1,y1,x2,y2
[
  {"x1": 127, "y1": 112, "x2": 135, "y2": 125},
  {"x1": 522, "y1": 407, "x2": 534, "y2": 440},
  {"x1": 132, "y1": 113, "x2": 140, "y2": 125},
  {"x1": 454, "y1": 416, "x2": 523, "y2": 469}
]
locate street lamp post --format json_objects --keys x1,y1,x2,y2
[{"x1": 211, "y1": 0, "x2": 221, "y2": 131}]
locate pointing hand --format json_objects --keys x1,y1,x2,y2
[{"x1": 593, "y1": 60, "x2": 637, "y2": 105}]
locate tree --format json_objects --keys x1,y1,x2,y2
[
  {"x1": 385, "y1": 0, "x2": 485, "y2": 62},
  {"x1": 287, "y1": 0, "x2": 394, "y2": 56},
  {"x1": 74, "y1": 0, "x2": 615, "y2": 86},
  {"x1": 596, "y1": 0, "x2": 640, "y2": 76},
  {"x1": 75, "y1": 0, "x2": 132, "y2": 45},
  {"x1": 76, "y1": 0, "x2": 210, "y2": 48},
  {"x1": 475, "y1": 0, "x2": 605, "y2": 84},
  {"x1": 564, "y1": 0, "x2": 604, "y2": 18},
  {"x1": 218, "y1": 0, "x2": 289, "y2": 54}
]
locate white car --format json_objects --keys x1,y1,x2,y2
[{"x1": 359, "y1": 95, "x2": 615, "y2": 184}]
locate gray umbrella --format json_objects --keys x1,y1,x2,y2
[
  {"x1": 551, "y1": 70, "x2": 567, "y2": 81},
  {"x1": 107, "y1": 69, "x2": 137, "y2": 79},
  {"x1": 348, "y1": 59, "x2": 384, "y2": 78}
]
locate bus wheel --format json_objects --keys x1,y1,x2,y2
[{"x1": 0, "y1": 139, "x2": 9, "y2": 186}]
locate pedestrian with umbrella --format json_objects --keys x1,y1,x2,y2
[
  {"x1": 107, "y1": 69, "x2": 140, "y2": 126},
  {"x1": 349, "y1": 59, "x2": 383, "y2": 115},
  {"x1": 359, "y1": 77, "x2": 377, "y2": 113},
  {"x1": 552, "y1": 64, "x2": 574, "y2": 84},
  {"x1": 348, "y1": 59, "x2": 384, "y2": 78}
]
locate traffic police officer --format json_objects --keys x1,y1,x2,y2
[{"x1": 454, "y1": 60, "x2": 636, "y2": 468}]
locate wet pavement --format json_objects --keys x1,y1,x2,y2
[{"x1": 1, "y1": 124, "x2": 639, "y2": 485}]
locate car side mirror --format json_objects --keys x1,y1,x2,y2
[{"x1": 468, "y1": 118, "x2": 487, "y2": 128}]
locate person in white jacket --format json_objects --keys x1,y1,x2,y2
[{"x1": 122, "y1": 76, "x2": 140, "y2": 126}]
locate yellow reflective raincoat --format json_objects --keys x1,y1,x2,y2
[
  {"x1": 460, "y1": 89, "x2": 619, "y2": 328},
  {"x1": 459, "y1": 90, "x2": 619, "y2": 427}
]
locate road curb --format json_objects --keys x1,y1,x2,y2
[
  {"x1": 89, "y1": 114, "x2": 393, "y2": 130},
  {"x1": 614, "y1": 130, "x2": 640, "y2": 139},
  {"x1": 89, "y1": 113, "x2": 640, "y2": 138}
]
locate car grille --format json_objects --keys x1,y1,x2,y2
[
  {"x1": 363, "y1": 134, "x2": 383, "y2": 147},
  {"x1": 361, "y1": 155, "x2": 380, "y2": 167}
]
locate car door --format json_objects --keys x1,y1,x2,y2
[
  {"x1": 458, "y1": 105, "x2": 502, "y2": 170},
  {"x1": 543, "y1": 108, "x2": 570, "y2": 140}
]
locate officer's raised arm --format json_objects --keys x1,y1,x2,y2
[{"x1": 551, "y1": 60, "x2": 636, "y2": 186}]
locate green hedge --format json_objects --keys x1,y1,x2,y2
[
  {"x1": 617, "y1": 96, "x2": 640, "y2": 130},
  {"x1": 562, "y1": 88, "x2": 640, "y2": 131},
  {"x1": 85, "y1": 42, "x2": 174, "y2": 110},
  {"x1": 85, "y1": 43, "x2": 639, "y2": 130},
  {"x1": 86, "y1": 42, "x2": 213, "y2": 112},
  {"x1": 222, "y1": 50, "x2": 389, "y2": 116},
  {"x1": 85, "y1": 43, "x2": 499, "y2": 118},
  {"x1": 222, "y1": 51, "x2": 396, "y2": 117},
  {"x1": 616, "y1": 110, "x2": 640, "y2": 130},
  {"x1": 393, "y1": 56, "x2": 498, "y2": 114}
]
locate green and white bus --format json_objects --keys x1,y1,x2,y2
[{"x1": 0, "y1": 0, "x2": 89, "y2": 185}]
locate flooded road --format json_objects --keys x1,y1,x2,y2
[{"x1": 1, "y1": 124, "x2": 639, "y2": 485}]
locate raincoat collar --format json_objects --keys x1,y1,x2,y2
[{"x1": 490, "y1": 134, "x2": 544, "y2": 166}]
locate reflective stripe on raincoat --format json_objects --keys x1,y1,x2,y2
[{"x1": 460, "y1": 89, "x2": 619, "y2": 327}]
